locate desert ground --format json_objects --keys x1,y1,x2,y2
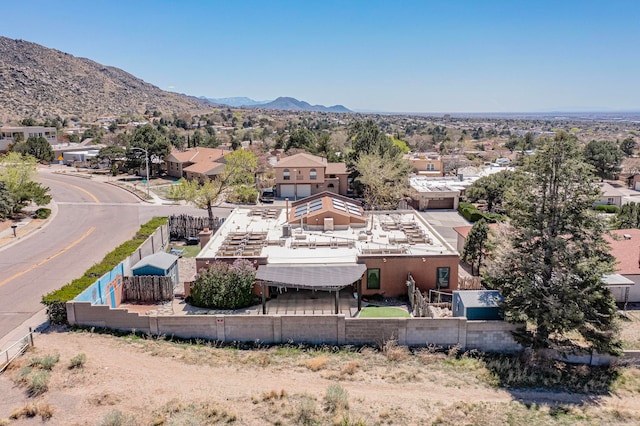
[{"x1": 1, "y1": 324, "x2": 640, "y2": 426}]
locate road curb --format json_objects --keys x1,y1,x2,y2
[{"x1": 0, "y1": 201, "x2": 59, "y2": 253}]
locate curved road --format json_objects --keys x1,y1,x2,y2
[{"x1": 0, "y1": 170, "x2": 228, "y2": 340}]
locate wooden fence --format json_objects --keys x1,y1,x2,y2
[
  {"x1": 168, "y1": 214, "x2": 223, "y2": 240},
  {"x1": 406, "y1": 273, "x2": 429, "y2": 317},
  {"x1": 123, "y1": 276, "x2": 174, "y2": 303}
]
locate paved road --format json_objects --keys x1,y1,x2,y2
[{"x1": 0, "y1": 171, "x2": 230, "y2": 341}]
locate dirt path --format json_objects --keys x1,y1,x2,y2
[{"x1": 1, "y1": 330, "x2": 639, "y2": 425}]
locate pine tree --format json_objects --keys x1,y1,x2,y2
[
  {"x1": 484, "y1": 132, "x2": 621, "y2": 355},
  {"x1": 462, "y1": 218, "x2": 489, "y2": 276}
]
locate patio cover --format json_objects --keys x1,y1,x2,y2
[{"x1": 256, "y1": 264, "x2": 366, "y2": 291}]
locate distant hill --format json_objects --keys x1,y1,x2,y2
[
  {"x1": 206, "y1": 96, "x2": 271, "y2": 107},
  {"x1": 248, "y1": 97, "x2": 351, "y2": 113},
  {"x1": 0, "y1": 36, "x2": 212, "y2": 123}
]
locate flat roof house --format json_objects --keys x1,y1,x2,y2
[
  {"x1": 196, "y1": 192, "x2": 459, "y2": 312},
  {"x1": 0, "y1": 126, "x2": 57, "y2": 152}
]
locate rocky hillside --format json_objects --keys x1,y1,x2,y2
[{"x1": 0, "y1": 36, "x2": 211, "y2": 123}]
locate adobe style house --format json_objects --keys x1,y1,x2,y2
[
  {"x1": 165, "y1": 147, "x2": 229, "y2": 180},
  {"x1": 196, "y1": 192, "x2": 459, "y2": 312},
  {"x1": 0, "y1": 126, "x2": 57, "y2": 152},
  {"x1": 273, "y1": 153, "x2": 348, "y2": 199},
  {"x1": 405, "y1": 152, "x2": 444, "y2": 177}
]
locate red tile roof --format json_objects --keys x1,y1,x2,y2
[
  {"x1": 167, "y1": 147, "x2": 228, "y2": 164},
  {"x1": 605, "y1": 229, "x2": 640, "y2": 275}
]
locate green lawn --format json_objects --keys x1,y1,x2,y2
[
  {"x1": 358, "y1": 306, "x2": 410, "y2": 318},
  {"x1": 168, "y1": 244, "x2": 200, "y2": 258}
]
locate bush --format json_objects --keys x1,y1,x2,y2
[
  {"x1": 190, "y1": 259, "x2": 257, "y2": 310},
  {"x1": 34, "y1": 208, "x2": 51, "y2": 219},
  {"x1": 595, "y1": 204, "x2": 620, "y2": 213},
  {"x1": 41, "y1": 217, "x2": 168, "y2": 324},
  {"x1": 26, "y1": 371, "x2": 50, "y2": 396},
  {"x1": 324, "y1": 384, "x2": 349, "y2": 413},
  {"x1": 458, "y1": 201, "x2": 503, "y2": 223},
  {"x1": 69, "y1": 353, "x2": 87, "y2": 369}
]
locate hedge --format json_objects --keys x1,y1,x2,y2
[
  {"x1": 458, "y1": 201, "x2": 503, "y2": 223},
  {"x1": 41, "y1": 216, "x2": 168, "y2": 324},
  {"x1": 594, "y1": 204, "x2": 620, "y2": 214}
]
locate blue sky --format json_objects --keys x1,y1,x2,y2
[{"x1": 2, "y1": 0, "x2": 639, "y2": 113}]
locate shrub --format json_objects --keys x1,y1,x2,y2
[
  {"x1": 595, "y1": 204, "x2": 620, "y2": 213},
  {"x1": 458, "y1": 201, "x2": 503, "y2": 223},
  {"x1": 226, "y1": 185, "x2": 259, "y2": 204},
  {"x1": 98, "y1": 410, "x2": 137, "y2": 426},
  {"x1": 41, "y1": 217, "x2": 168, "y2": 323},
  {"x1": 38, "y1": 354, "x2": 60, "y2": 370},
  {"x1": 34, "y1": 208, "x2": 51, "y2": 219},
  {"x1": 69, "y1": 353, "x2": 87, "y2": 369},
  {"x1": 304, "y1": 356, "x2": 328, "y2": 372},
  {"x1": 190, "y1": 259, "x2": 256, "y2": 310},
  {"x1": 324, "y1": 384, "x2": 349, "y2": 413},
  {"x1": 27, "y1": 371, "x2": 50, "y2": 396}
]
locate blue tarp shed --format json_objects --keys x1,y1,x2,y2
[
  {"x1": 131, "y1": 252, "x2": 180, "y2": 285},
  {"x1": 452, "y1": 290, "x2": 504, "y2": 320}
]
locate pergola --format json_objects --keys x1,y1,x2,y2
[{"x1": 255, "y1": 263, "x2": 367, "y2": 314}]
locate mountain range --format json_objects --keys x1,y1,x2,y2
[
  {"x1": 0, "y1": 35, "x2": 352, "y2": 123},
  {"x1": 207, "y1": 96, "x2": 351, "y2": 113},
  {"x1": 0, "y1": 36, "x2": 211, "y2": 123}
]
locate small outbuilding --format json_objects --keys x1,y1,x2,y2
[
  {"x1": 131, "y1": 252, "x2": 180, "y2": 285},
  {"x1": 452, "y1": 290, "x2": 504, "y2": 320}
]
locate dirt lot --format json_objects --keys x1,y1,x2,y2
[{"x1": 1, "y1": 328, "x2": 640, "y2": 425}]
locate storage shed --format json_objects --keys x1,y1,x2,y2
[
  {"x1": 452, "y1": 290, "x2": 504, "y2": 320},
  {"x1": 131, "y1": 252, "x2": 180, "y2": 285}
]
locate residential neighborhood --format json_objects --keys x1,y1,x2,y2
[{"x1": 2, "y1": 3, "x2": 640, "y2": 422}]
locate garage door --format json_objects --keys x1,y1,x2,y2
[
  {"x1": 297, "y1": 184, "x2": 311, "y2": 198},
  {"x1": 280, "y1": 184, "x2": 295, "y2": 198},
  {"x1": 425, "y1": 198, "x2": 454, "y2": 209}
]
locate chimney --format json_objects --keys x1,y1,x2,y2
[{"x1": 199, "y1": 228, "x2": 213, "y2": 247}]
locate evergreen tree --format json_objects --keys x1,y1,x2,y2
[
  {"x1": 484, "y1": 132, "x2": 621, "y2": 355},
  {"x1": 462, "y1": 218, "x2": 489, "y2": 276},
  {"x1": 583, "y1": 139, "x2": 624, "y2": 180},
  {"x1": 620, "y1": 136, "x2": 636, "y2": 157},
  {"x1": 0, "y1": 181, "x2": 15, "y2": 219}
]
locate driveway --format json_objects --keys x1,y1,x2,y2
[{"x1": 420, "y1": 210, "x2": 470, "y2": 249}]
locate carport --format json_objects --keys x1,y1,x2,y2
[{"x1": 256, "y1": 264, "x2": 366, "y2": 314}]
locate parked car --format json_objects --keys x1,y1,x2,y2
[{"x1": 259, "y1": 188, "x2": 275, "y2": 203}]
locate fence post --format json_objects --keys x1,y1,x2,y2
[{"x1": 28, "y1": 327, "x2": 34, "y2": 346}]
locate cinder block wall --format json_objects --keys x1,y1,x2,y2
[{"x1": 67, "y1": 302, "x2": 522, "y2": 353}]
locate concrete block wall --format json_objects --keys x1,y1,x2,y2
[
  {"x1": 68, "y1": 301, "x2": 522, "y2": 353},
  {"x1": 223, "y1": 316, "x2": 277, "y2": 343},
  {"x1": 405, "y1": 318, "x2": 463, "y2": 347},
  {"x1": 344, "y1": 318, "x2": 405, "y2": 345},
  {"x1": 466, "y1": 321, "x2": 522, "y2": 353},
  {"x1": 281, "y1": 316, "x2": 343, "y2": 344},
  {"x1": 67, "y1": 302, "x2": 150, "y2": 333},
  {"x1": 154, "y1": 316, "x2": 218, "y2": 340}
]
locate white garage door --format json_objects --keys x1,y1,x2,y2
[
  {"x1": 297, "y1": 184, "x2": 311, "y2": 198},
  {"x1": 280, "y1": 184, "x2": 295, "y2": 198}
]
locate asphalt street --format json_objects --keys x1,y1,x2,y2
[{"x1": 0, "y1": 170, "x2": 228, "y2": 341}]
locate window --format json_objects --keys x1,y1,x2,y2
[
  {"x1": 426, "y1": 163, "x2": 435, "y2": 171},
  {"x1": 310, "y1": 168, "x2": 317, "y2": 180},
  {"x1": 436, "y1": 267, "x2": 450, "y2": 289},
  {"x1": 607, "y1": 198, "x2": 615, "y2": 205},
  {"x1": 283, "y1": 169, "x2": 290, "y2": 180},
  {"x1": 367, "y1": 268, "x2": 380, "y2": 290}
]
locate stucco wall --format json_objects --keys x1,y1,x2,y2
[
  {"x1": 360, "y1": 255, "x2": 459, "y2": 297},
  {"x1": 66, "y1": 303, "x2": 522, "y2": 352}
]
